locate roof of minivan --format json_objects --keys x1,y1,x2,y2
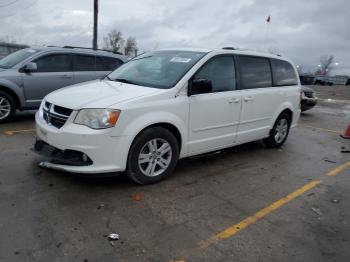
[
  {"x1": 156, "y1": 47, "x2": 290, "y2": 61},
  {"x1": 27, "y1": 46, "x2": 127, "y2": 60}
]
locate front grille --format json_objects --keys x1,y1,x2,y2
[
  {"x1": 43, "y1": 102, "x2": 72, "y2": 129},
  {"x1": 304, "y1": 91, "x2": 314, "y2": 98}
]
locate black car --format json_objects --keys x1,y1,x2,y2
[{"x1": 301, "y1": 86, "x2": 317, "y2": 112}]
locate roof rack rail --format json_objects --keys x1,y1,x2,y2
[
  {"x1": 62, "y1": 46, "x2": 124, "y2": 55},
  {"x1": 222, "y1": 47, "x2": 235, "y2": 50}
]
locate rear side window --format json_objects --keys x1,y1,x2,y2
[
  {"x1": 271, "y1": 59, "x2": 298, "y2": 86},
  {"x1": 96, "y1": 56, "x2": 123, "y2": 71},
  {"x1": 237, "y1": 56, "x2": 272, "y2": 89},
  {"x1": 34, "y1": 54, "x2": 72, "y2": 72},
  {"x1": 194, "y1": 56, "x2": 236, "y2": 92},
  {"x1": 73, "y1": 55, "x2": 95, "y2": 71}
]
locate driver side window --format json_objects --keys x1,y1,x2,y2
[
  {"x1": 34, "y1": 54, "x2": 72, "y2": 73},
  {"x1": 194, "y1": 56, "x2": 236, "y2": 92}
]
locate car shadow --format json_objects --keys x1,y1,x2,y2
[{"x1": 31, "y1": 141, "x2": 266, "y2": 189}]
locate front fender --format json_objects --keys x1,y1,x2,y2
[
  {"x1": 120, "y1": 111, "x2": 188, "y2": 156},
  {"x1": 0, "y1": 78, "x2": 25, "y2": 107}
]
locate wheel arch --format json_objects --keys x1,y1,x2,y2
[
  {"x1": 0, "y1": 85, "x2": 20, "y2": 109},
  {"x1": 271, "y1": 103, "x2": 294, "y2": 128},
  {"x1": 130, "y1": 122, "x2": 183, "y2": 153}
]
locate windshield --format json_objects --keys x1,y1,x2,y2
[
  {"x1": 0, "y1": 48, "x2": 40, "y2": 69},
  {"x1": 107, "y1": 50, "x2": 207, "y2": 89}
]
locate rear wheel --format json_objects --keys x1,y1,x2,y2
[
  {"x1": 126, "y1": 127, "x2": 179, "y2": 184},
  {"x1": 264, "y1": 113, "x2": 291, "y2": 148},
  {"x1": 0, "y1": 91, "x2": 16, "y2": 123}
]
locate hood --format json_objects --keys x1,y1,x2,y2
[{"x1": 46, "y1": 80, "x2": 162, "y2": 110}]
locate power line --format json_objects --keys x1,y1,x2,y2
[{"x1": 0, "y1": 0, "x2": 21, "y2": 8}]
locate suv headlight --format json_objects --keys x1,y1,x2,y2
[{"x1": 74, "y1": 109, "x2": 121, "y2": 129}]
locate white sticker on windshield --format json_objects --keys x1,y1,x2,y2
[{"x1": 170, "y1": 57, "x2": 191, "y2": 63}]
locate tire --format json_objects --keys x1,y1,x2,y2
[
  {"x1": 126, "y1": 127, "x2": 179, "y2": 184},
  {"x1": 0, "y1": 91, "x2": 16, "y2": 123},
  {"x1": 264, "y1": 113, "x2": 291, "y2": 148}
]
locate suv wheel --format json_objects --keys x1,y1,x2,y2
[
  {"x1": 127, "y1": 127, "x2": 179, "y2": 184},
  {"x1": 264, "y1": 113, "x2": 291, "y2": 148},
  {"x1": 0, "y1": 91, "x2": 16, "y2": 123}
]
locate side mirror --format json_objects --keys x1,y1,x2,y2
[
  {"x1": 189, "y1": 78, "x2": 212, "y2": 95},
  {"x1": 23, "y1": 62, "x2": 37, "y2": 73}
]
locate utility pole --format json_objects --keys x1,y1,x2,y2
[{"x1": 92, "y1": 0, "x2": 98, "y2": 49}]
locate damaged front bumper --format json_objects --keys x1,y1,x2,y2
[{"x1": 33, "y1": 139, "x2": 93, "y2": 166}]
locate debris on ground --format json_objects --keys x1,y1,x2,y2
[
  {"x1": 341, "y1": 146, "x2": 350, "y2": 153},
  {"x1": 108, "y1": 233, "x2": 120, "y2": 241},
  {"x1": 307, "y1": 192, "x2": 315, "y2": 197},
  {"x1": 331, "y1": 199, "x2": 340, "y2": 204},
  {"x1": 133, "y1": 193, "x2": 141, "y2": 202},
  {"x1": 49, "y1": 183, "x2": 54, "y2": 188},
  {"x1": 323, "y1": 157, "x2": 337, "y2": 164},
  {"x1": 311, "y1": 207, "x2": 322, "y2": 216},
  {"x1": 110, "y1": 241, "x2": 115, "y2": 247},
  {"x1": 97, "y1": 204, "x2": 105, "y2": 210}
]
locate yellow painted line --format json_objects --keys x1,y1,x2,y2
[
  {"x1": 198, "y1": 180, "x2": 321, "y2": 250},
  {"x1": 172, "y1": 162, "x2": 350, "y2": 261},
  {"x1": 327, "y1": 162, "x2": 350, "y2": 176},
  {"x1": 3, "y1": 129, "x2": 35, "y2": 135},
  {"x1": 297, "y1": 124, "x2": 340, "y2": 134}
]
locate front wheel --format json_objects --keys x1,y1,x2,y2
[
  {"x1": 264, "y1": 113, "x2": 291, "y2": 148},
  {"x1": 126, "y1": 127, "x2": 179, "y2": 184},
  {"x1": 0, "y1": 91, "x2": 16, "y2": 123}
]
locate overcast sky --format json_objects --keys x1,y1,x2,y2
[{"x1": 1, "y1": 0, "x2": 349, "y2": 75}]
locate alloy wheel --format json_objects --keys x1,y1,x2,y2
[
  {"x1": 0, "y1": 96, "x2": 11, "y2": 120},
  {"x1": 274, "y1": 118, "x2": 289, "y2": 143},
  {"x1": 138, "y1": 138, "x2": 173, "y2": 177}
]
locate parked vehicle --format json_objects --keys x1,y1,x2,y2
[
  {"x1": 34, "y1": 48, "x2": 301, "y2": 184},
  {"x1": 0, "y1": 42, "x2": 28, "y2": 59},
  {"x1": 0, "y1": 46, "x2": 127, "y2": 122},
  {"x1": 299, "y1": 74, "x2": 315, "y2": 85},
  {"x1": 301, "y1": 86, "x2": 317, "y2": 112},
  {"x1": 314, "y1": 75, "x2": 350, "y2": 86}
]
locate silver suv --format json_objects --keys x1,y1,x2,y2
[{"x1": 0, "y1": 46, "x2": 127, "y2": 122}]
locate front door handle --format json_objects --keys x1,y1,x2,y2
[
  {"x1": 244, "y1": 96, "x2": 254, "y2": 102},
  {"x1": 228, "y1": 98, "x2": 240, "y2": 103}
]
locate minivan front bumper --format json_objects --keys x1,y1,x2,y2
[{"x1": 34, "y1": 111, "x2": 132, "y2": 174}]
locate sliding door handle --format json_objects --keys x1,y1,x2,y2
[
  {"x1": 244, "y1": 96, "x2": 254, "y2": 102},
  {"x1": 228, "y1": 98, "x2": 240, "y2": 103}
]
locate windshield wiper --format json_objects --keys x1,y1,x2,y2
[
  {"x1": 114, "y1": 78, "x2": 136, "y2": 85},
  {"x1": 105, "y1": 75, "x2": 112, "y2": 81}
]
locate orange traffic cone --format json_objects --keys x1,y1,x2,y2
[{"x1": 341, "y1": 124, "x2": 350, "y2": 139}]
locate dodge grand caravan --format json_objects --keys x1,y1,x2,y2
[{"x1": 34, "y1": 48, "x2": 301, "y2": 184}]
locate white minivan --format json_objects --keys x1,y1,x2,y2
[{"x1": 34, "y1": 48, "x2": 301, "y2": 184}]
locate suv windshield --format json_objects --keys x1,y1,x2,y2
[
  {"x1": 107, "y1": 50, "x2": 207, "y2": 89},
  {"x1": 0, "y1": 48, "x2": 39, "y2": 69}
]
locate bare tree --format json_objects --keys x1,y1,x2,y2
[
  {"x1": 103, "y1": 30, "x2": 125, "y2": 53},
  {"x1": 124, "y1": 37, "x2": 137, "y2": 57},
  {"x1": 319, "y1": 55, "x2": 334, "y2": 75}
]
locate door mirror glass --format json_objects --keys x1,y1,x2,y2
[
  {"x1": 189, "y1": 78, "x2": 212, "y2": 95},
  {"x1": 23, "y1": 62, "x2": 37, "y2": 72}
]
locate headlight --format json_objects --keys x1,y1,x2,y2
[{"x1": 74, "y1": 109, "x2": 121, "y2": 129}]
